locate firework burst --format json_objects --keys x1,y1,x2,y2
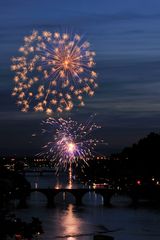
[
  {"x1": 37, "y1": 116, "x2": 102, "y2": 172},
  {"x1": 11, "y1": 30, "x2": 98, "y2": 115}
]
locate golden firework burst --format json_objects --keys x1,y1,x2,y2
[{"x1": 11, "y1": 31, "x2": 98, "y2": 115}]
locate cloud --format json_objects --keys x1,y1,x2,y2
[{"x1": 63, "y1": 11, "x2": 160, "y2": 28}]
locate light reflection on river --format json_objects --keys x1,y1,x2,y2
[{"x1": 13, "y1": 174, "x2": 160, "y2": 240}]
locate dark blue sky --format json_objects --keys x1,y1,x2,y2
[{"x1": 1, "y1": 0, "x2": 160, "y2": 155}]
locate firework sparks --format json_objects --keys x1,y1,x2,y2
[
  {"x1": 11, "y1": 31, "x2": 98, "y2": 115},
  {"x1": 37, "y1": 116, "x2": 102, "y2": 172}
]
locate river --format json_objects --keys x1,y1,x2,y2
[{"x1": 12, "y1": 173, "x2": 160, "y2": 240}]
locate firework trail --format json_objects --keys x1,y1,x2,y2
[
  {"x1": 37, "y1": 116, "x2": 103, "y2": 172},
  {"x1": 11, "y1": 31, "x2": 98, "y2": 115}
]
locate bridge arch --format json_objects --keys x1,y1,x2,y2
[
  {"x1": 82, "y1": 191, "x2": 104, "y2": 206},
  {"x1": 110, "y1": 192, "x2": 133, "y2": 207},
  {"x1": 30, "y1": 189, "x2": 56, "y2": 207},
  {"x1": 29, "y1": 190, "x2": 48, "y2": 207},
  {"x1": 17, "y1": 188, "x2": 140, "y2": 208}
]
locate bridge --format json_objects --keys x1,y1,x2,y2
[
  {"x1": 22, "y1": 169, "x2": 55, "y2": 176},
  {"x1": 17, "y1": 185, "x2": 160, "y2": 208}
]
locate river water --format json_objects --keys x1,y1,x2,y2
[{"x1": 12, "y1": 173, "x2": 160, "y2": 240}]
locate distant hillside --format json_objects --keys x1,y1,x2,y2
[{"x1": 118, "y1": 132, "x2": 160, "y2": 176}]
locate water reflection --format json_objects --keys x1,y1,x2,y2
[
  {"x1": 60, "y1": 205, "x2": 81, "y2": 239},
  {"x1": 68, "y1": 163, "x2": 73, "y2": 189},
  {"x1": 14, "y1": 175, "x2": 160, "y2": 240}
]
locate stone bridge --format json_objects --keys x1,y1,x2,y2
[{"x1": 17, "y1": 185, "x2": 160, "y2": 208}]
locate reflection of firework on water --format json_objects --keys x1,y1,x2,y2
[
  {"x1": 37, "y1": 116, "x2": 103, "y2": 172},
  {"x1": 11, "y1": 30, "x2": 98, "y2": 115}
]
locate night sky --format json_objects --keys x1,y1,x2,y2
[{"x1": 1, "y1": 0, "x2": 160, "y2": 156}]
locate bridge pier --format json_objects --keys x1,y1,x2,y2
[
  {"x1": 75, "y1": 196, "x2": 83, "y2": 206},
  {"x1": 102, "y1": 193, "x2": 113, "y2": 207},
  {"x1": 103, "y1": 197, "x2": 112, "y2": 207},
  {"x1": 47, "y1": 197, "x2": 55, "y2": 208},
  {"x1": 127, "y1": 189, "x2": 139, "y2": 207},
  {"x1": 45, "y1": 191, "x2": 57, "y2": 208},
  {"x1": 17, "y1": 197, "x2": 28, "y2": 209},
  {"x1": 70, "y1": 189, "x2": 89, "y2": 206},
  {"x1": 94, "y1": 190, "x2": 113, "y2": 207}
]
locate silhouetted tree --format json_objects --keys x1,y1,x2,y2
[
  {"x1": 119, "y1": 132, "x2": 160, "y2": 177},
  {"x1": 0, "y1": 167, "x2": 31, "y2": 208},
  {"x1": 0, "y1": 214, "x2": 43, "y2": 240}
]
